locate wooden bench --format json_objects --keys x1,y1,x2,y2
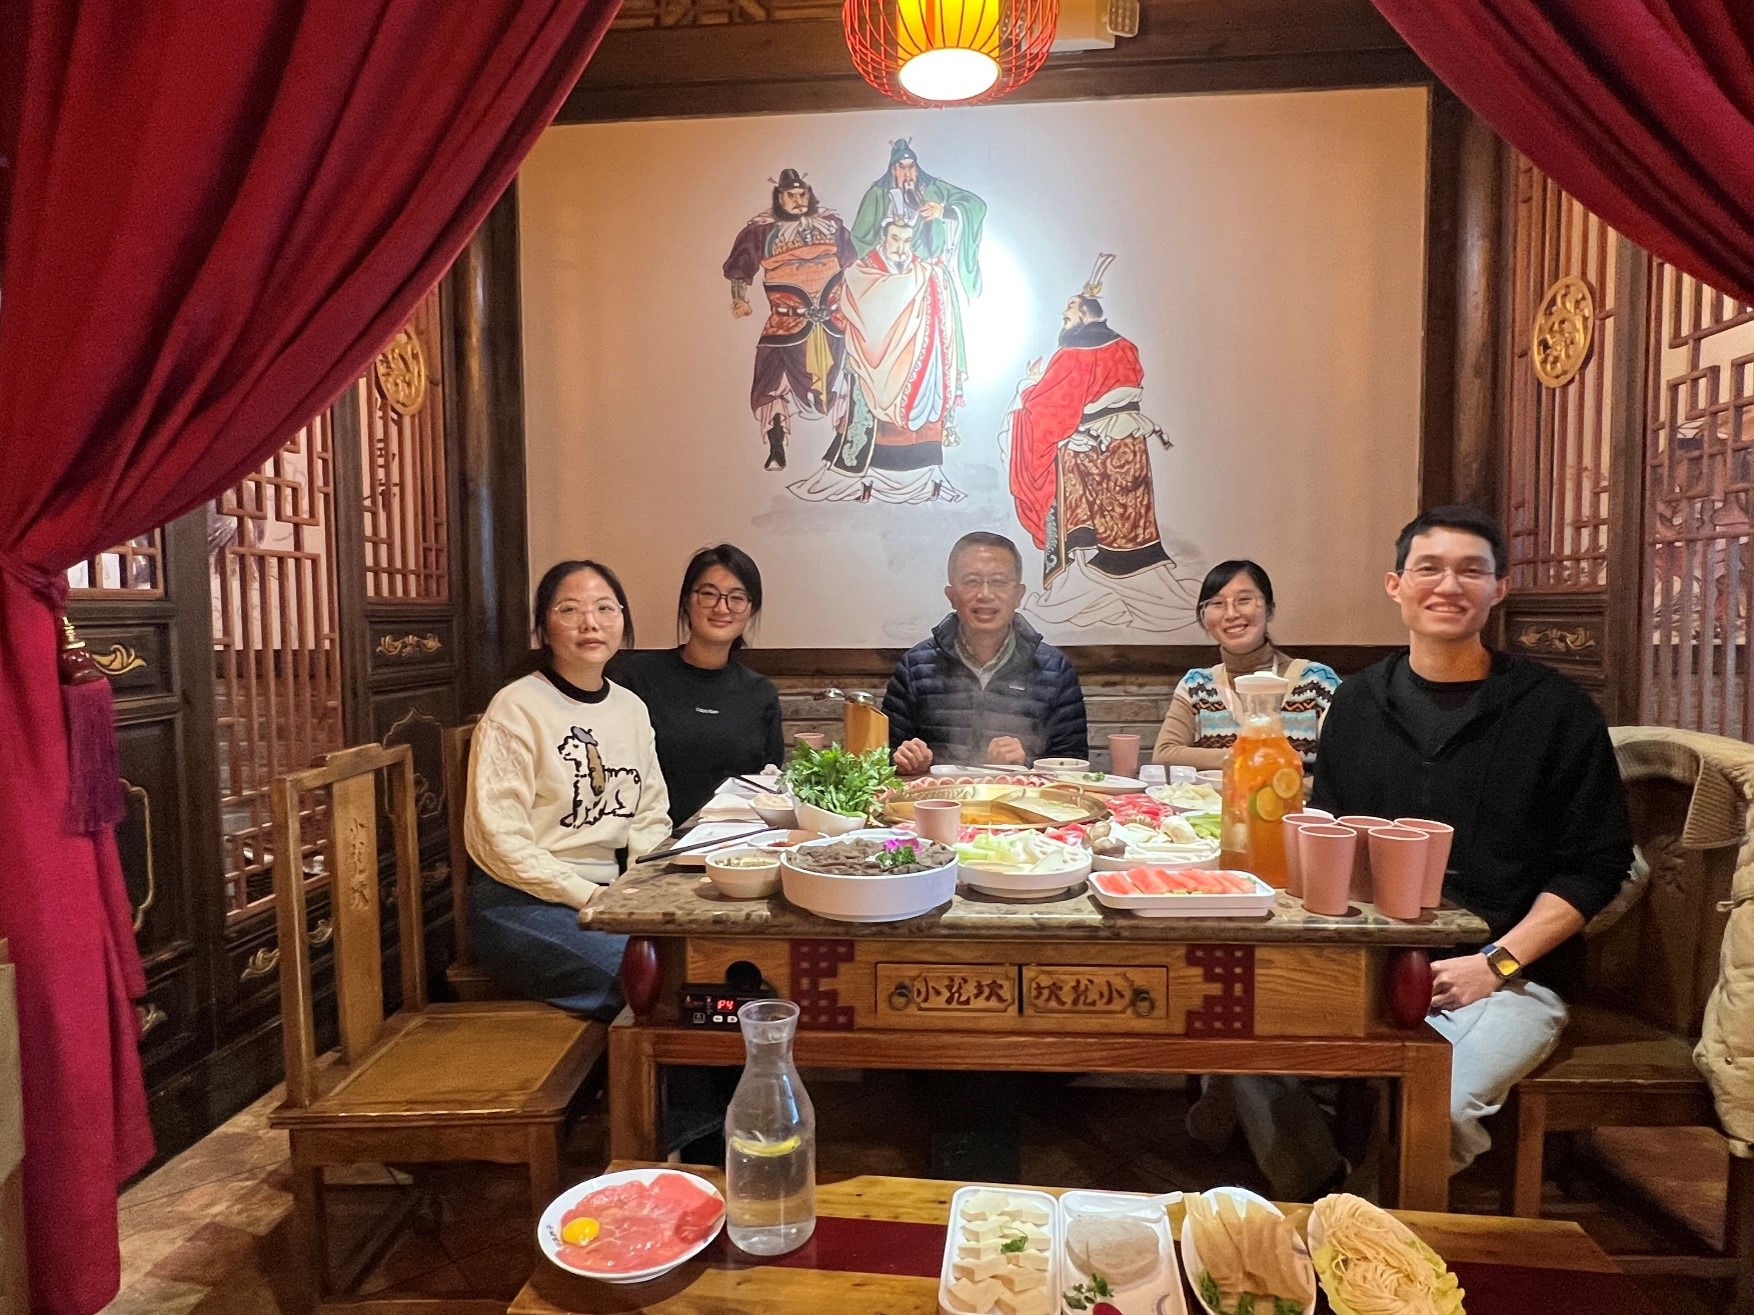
[{"x1": 1509, "y1": 725, "x2": 1754, "y2": 1307}]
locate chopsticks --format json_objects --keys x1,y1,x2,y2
[
  {"x1": 635, "y1": 826, "x2": 772, "y2": 865},
  {"x1": 734, "y1": 774, "x2": 779, "y2": 794}
]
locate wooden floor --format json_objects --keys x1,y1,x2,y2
[{"x1": 102, "y1": 1069, "x2": 1730, "y2": 1314}]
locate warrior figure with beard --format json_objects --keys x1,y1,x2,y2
[
  {"x1": 1000, "y1": 255, "x2": 1199, "y2": 632},
  {"x1": 722, "y1": 168, "x2": 857, "y2": 464}
]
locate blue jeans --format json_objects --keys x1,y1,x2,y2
[{"x1": 467, "y1": 868, "x2": 627, "y2": 1022}]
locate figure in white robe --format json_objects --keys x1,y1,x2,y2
[{"x1": 789, "y1": 216, "x2": 965, "y2": 504}]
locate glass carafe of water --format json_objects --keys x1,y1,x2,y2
[{"x1": 725, "y1": 999, "x2": 816, "y2": 1255}]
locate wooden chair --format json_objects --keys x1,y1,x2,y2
[
  {"x1": 268, "y1": 742, "x2": 605, "y2": 1309},
  {"x1": 441, "y1": 718, "x2": 507, "y2": 1001},
  {"x1": 1508, "y1": 726, "x2": 1754, "y2": 1307}
]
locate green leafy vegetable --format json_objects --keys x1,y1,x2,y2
[
  {"x1": 1198, "y1": 1271, "x2": 1224, "y2": 1310},
  {"x1": 999, "y1": 1231, "x2": 1029, "y2": 1255},
  {"x1": 780, "y1": 743, "x2": 898, "y2": 819},
  {"x1": 1063, "y1": 1274, "x2": 1114, "y2": 1310},
  {"x1": 1235, "y1": 1294, "x2": 1255, "y2": 1315},
  {"x1": 1273, "y1": 1299, "x2": 1303, "y2": 1315}
]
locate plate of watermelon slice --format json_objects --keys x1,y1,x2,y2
[{"x1": 1089, "y1": 867, "x2": 1276, "y2": 918}]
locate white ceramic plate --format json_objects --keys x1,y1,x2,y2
[
  {"x1": 1179, "y1": 1186, "x2": 1315, "y2": 1315},
  {"x1": 781, "y1": 828, "x2": 958, "y2": 923},
  {"x1": 538, "y1": 1167, "x2": 724, "y2": 1284},
  {"x1": 1052, "y1": 771, "x2": 1147, "y2": 794},
  {"x1": 958, "y1": 849, "x2": 1092, "y2": 900},
  {"x1": 1089, "y1": 869, "x2": 1277, "y2": 918}
]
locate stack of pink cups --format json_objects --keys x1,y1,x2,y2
[{"x1": 1286, "y1": 811, "x2": 1454, "y2": 920}]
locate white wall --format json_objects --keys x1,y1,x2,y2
[{"x1": 520, "y1": 87, "x2": 1429, "y2": 647}]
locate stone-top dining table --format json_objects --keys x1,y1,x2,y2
[{"x1": 584, "y1": 868, "x2": 1488, "y2": 1211}]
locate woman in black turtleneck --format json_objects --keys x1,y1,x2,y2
[
  {"x1": 610, "y1": 543, "x2": 785, "y2": 825},
  {"x1": 1152, "y1": 559, "x2": 1340, "y2": 771}
]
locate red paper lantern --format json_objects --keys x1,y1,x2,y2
[{"x1": 843, "y1": 0, "x2": 1058, "y2": 105}]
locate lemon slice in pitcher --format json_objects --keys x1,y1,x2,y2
[
  {"x1": 730, "y1": 1133, "x2": 802, "y2": 1157},
  {"x1": 1252, "y1": 787, "x2": 1287, "y2": 822},
  {"x1": 1271, "y1": 767, "x2": 1302, "y2": 799}
]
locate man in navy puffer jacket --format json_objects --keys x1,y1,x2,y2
[{"x1": 886, "y1": 531, "x2": 1088, "y2": 774}]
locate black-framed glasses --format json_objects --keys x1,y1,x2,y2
[{"x1": 692, "y1": 585, "x2": 752, "y2": 614}]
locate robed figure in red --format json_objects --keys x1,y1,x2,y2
[{"x1": 1002, "y1": 256, "x2": 1197, "y2": 631}]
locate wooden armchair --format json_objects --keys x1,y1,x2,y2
[
  {"x1": 441, "y1": 718, "x2": 507, "y2": 1001},
  {"x1": 1508, "y1": 725, "x2": 1754, "y2": 1306},
  {"x1": 268, "y1": 742, "x2": 604, "y2": 1308}
]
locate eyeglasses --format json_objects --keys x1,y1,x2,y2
[
  {"x1": 692, "y1": 585, "x2": 753, "y2": 614},
  {"x1": 954, "y1": 575, "x2": 1021, "y2": 595},
  {"x1": 1401, "y1": 563, "x2": 1499, "y2": 587},
  {"x1": 549, "y1": 601, "x2": 624, "y2": 628},
  {"x1": 1200, "y1": 593, "x2": 1266, "y2": 618}
]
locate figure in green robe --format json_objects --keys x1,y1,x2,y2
[{"x1": 848, "y1": 139, "x2": 987, "y2": 424}]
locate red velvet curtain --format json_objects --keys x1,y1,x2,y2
[
  {"x1": 1370, "y1": 1, "x2": 1754, "y2": 304},
  {"x1": 0, "y1": 4, "x2": 616, "y2": 1310}
]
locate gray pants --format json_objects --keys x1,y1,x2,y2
[{"x1": 1227, "y1": 979, "x2": 1569, "y2": 1197}]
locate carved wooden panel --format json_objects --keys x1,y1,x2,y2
[
  {"x1": 65, "y1": 531, "x2": 163, "y2": 597},
  {"x1": 115, "y1": 717, "x2": 190, "y2": 961},
  {"x1": 360, "y1": 290, "x2": 450, "y2": 602},
  {"x1": 1504, "y1": 155, "x2": 1620, "y2": 592},
  {"x1": 212, "y1": 418, "x2": 345, "y2": 918},
  {"x1": 1642, "y1": 258, "x2": 1754, "y2": 736},
  {"x1": 81, "y1": 624, "x2": 170, "y2": 698},
  {"x1": 876, "y1": 963, "x2": 1019, "y2": 1024}
]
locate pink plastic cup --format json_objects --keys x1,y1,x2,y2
[
  {"x1": 1297, "y1": 825, "x2": 1358, "y2": 916},
  {"x1": 1280, "y1": 811, "x2": 1335, "y2": 899},
  {"x1": 913, "y1": 799, "x2": 962, "y2": 845},
  {"x1": 1337, "y1": 816, "x2": 1391, "y2": 900},
  {"x1": 1108, "y1": 733, "x2": 1141, "y2": 779},
  {"x1": 794, "y1": 732, "x2": 827, "y2": 750},
  {"x1": 1395, "y1": 818, "x2": 1455, "y2": 909},
  {"x1": 1368, "y1": 826, "x2": 1429, "y2": 920}
]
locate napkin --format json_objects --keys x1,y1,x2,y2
[{"x1": 695, "y1": 793, "x2": 763, "y2": 823}]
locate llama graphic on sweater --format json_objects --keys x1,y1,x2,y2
[{"x1": 556, "y1": 726, "x2": 642, "y2": 828}]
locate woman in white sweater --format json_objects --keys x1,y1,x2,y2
[{"x1": 465, "y1": 559, "x2": 671, "y2": 1017}]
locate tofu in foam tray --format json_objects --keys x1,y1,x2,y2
[{"x1": 938, "y1": 1185, "x2": 1062, "y2": 1315}]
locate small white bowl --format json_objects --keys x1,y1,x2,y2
[
  {"x1": 1033, "y1": 757, "x2": 1091, "y2": 773},
  {"x1": 747, "y1": 792, "x2": 797, "y2": 828},
  {"x1": 538, "y1": 1167, "x2": 724, "y2": 1283},
  {"x1": 703, "y1": 846, "x2": 782, "y2": 899},
  {"x1": 793, "y1": 798, "x2": 869, "y2": 836}
]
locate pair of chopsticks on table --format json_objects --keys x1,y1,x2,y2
[{"x1": 635, "y1": 825, "x2": 771, "y2": 865}]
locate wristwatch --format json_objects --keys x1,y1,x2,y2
[{"x1": 1480, "y1": 941, "x2": 1522, "y2": 981}]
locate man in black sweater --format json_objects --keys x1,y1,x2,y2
[{"x1": 1236, "y1": 506, "x2": 1629, "y2": 1193}]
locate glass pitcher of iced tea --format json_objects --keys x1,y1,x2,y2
[{"x1": 1220, "y1": 672, "x2": 1304, "y2": 887}]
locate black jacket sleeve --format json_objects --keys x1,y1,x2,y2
[
  {"x1": 1541, "y1": 694, "x2": 1633, "y2": 922},
  {"x1": 1041, "y1": 653, "x2": 1089, "y2": 758},
  {"x1": 761, "y1": 679, "x2": 786, "y2": 768},
  {"x1": 883, "y1": 659, "x2": 917, "y2": 750},
  {"x1": 1308, "y1": 677, "x2": 1365, "y2": 816}
]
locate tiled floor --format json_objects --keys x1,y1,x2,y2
[{"x1": 103, "y1": 1069, "x2": 1731, "y2": 1313}]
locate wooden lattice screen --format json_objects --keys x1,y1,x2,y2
[
  {"x1": 1642, "y1": 263, "x2": 1754, "y2": 737},
  {"x1": 66, "y1": 533, "x2": 163, "y2": 597},
  {"x1": 1504, "y1": 155, "x2": 1620, "y2": 592},
  {"x1": 360, "y1": 290, "x2": 449, "y2": 601},
  {"x1": 212, "y1": 416, "x2": 344, "y2": 915}
]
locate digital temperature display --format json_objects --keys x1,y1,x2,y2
[{"x1": 678, "y1": 984, "x2": 768, "y2": 1029}]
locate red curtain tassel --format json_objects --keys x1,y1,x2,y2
[{"x1": 59, "y1": 617, "x2": 126, "y2": 834}]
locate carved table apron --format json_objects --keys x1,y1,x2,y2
[{"x1": 582, "y1": 871, "x2": 1490, "y2": 1211}]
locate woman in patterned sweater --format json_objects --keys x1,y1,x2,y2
[{"x1": 1152, "y1": 560, "x2": 1340, "y2": 771}]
